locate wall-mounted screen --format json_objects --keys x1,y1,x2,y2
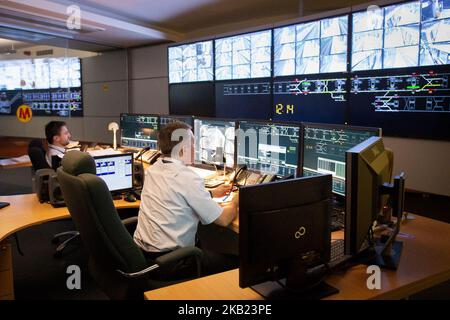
[
  {"x1": 272, "y1": 74, "x2": 348, "y2": 124},
  {"x1": 215, "y1": 30, "x2": 272, "y2": 80},
  {"x1": 352, "y1": 0, "x2": 450, "y2": 71},
  {"x1": 0, "y1": 57, "x2": 82, "y2": 117},
  {"x1": 274, "y1": 15, "x2": 348, "y2": 76},
  {"x1": 168, "y1": 41, "x2": 214, "y2": 83},
  {"x1": 215, "y1": 78, "x2": 272, "y2": 119}
]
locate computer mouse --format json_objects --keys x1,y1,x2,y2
[{"x1": 124, "y1": 193, "x2": 137, "y2": 202}]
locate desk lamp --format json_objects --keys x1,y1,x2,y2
[{"x1": 108, "y1": 122, "x2": 119, "y2": 150}]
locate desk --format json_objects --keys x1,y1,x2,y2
[
  {"x1": 144, "y1": 214, "x2": 450, "y2": 300},
  {"x1": 0, "y1": 156, "x2": 32, "y2": 169},
  {"x1": 0, "y1": 193, "x2": 141, "y2": 300}
]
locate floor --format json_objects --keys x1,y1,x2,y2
[{"x1": 1, "y1": 166, "x2": 449, "y2": 300}]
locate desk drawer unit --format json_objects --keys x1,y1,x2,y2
[{"x1": 0, "y1": 242, "x2": 14, "y2": 300}]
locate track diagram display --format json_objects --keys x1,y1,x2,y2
[
  {"x1": 302, "y1": 124, "x2": 380, "y2": 195},
  {"x1": 238, "y1": 121, "x2": 300, "y2": 177},
  {"x1": 272, "y1": 75, "x2": 348, "y2": 124}
]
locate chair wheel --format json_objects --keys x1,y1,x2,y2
[{"x1": 51, "y1": 237, "x2": 60, "y2": 244}]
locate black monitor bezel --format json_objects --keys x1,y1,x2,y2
[
  {"x1": 92, "y1": 152, "x2": 134, "y2": 193},
  {"x1": 239, "y1": 174, "x2": 332, "y2": 289}
]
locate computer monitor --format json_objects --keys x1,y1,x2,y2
[
  {"x1": 239, "y1": 174, "x2": 339, "y2": 299},
  {"x1": 159, "y1": 115, "x2": 194, "y2": 127},
  {"x1": 120, "y1": 113, "x2": 159, "y2": 149},
  {"x1": 301, "y1": 122, "x2": 381, "y2": 196},
  {"x1": 345, "y1": 136, "x2": 405, "y2": 269},
  {"x1": 93, "y1": 153, "x2": 133, "y2": 192},
  {"x1": 237, "y1": 120, "x2": 300, "y2": 178},
  {"x1": 194, "y1": 117, "x2": 236, "y2": 168}
]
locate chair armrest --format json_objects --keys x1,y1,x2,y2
[
  {"x1": 121, "y1": 216, "x2": 138, "y2": 235},
  {"x1": 116, "y1": 246, "x2": 203, "y2": 278},
  {"x1": 156, "y1": 246, "x2": 203, "y2": 278}
]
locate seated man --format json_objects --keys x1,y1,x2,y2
[
  {"x1": 134, "y1": 122, "x2": 238, "y2": 280},
  {"x1": 45, "y1": 121, "x2": 72, "y2": 169}
]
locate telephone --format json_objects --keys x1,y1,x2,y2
[
  {"x1": 232, "y1": 165, "x2": 276, "y2": 187},
  {"x1": 141, "y1": 149, "x2": 160, "y2": 164}
]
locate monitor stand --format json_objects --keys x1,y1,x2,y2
[
  {"x1": 251, "y1": 280, "x2": 338, "y2": 300},
  {"x1": 251, "y1": 263, "x2": 339, "y2": 300},
  {"x1": 371, "y1": 240, "x2": 403, "y2": 270},
  {"x1": 349, "y1": 240, "x2": 403, "y2": 270}
]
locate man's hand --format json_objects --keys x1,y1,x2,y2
[{"x1": 210, "y1": 183, "x2": 232, "y2": 198}]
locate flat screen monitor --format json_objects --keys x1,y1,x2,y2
[
  {"x1": 237, "y1": 120, "x2": 301, "y2": 178},
  {"x1": 120, "y1": 113, "x2": 159, "y2": 149},
  {"x1": 301, "y1": 122, "x2": 381, "y2": 196},
  {"x1": 93, "y1": 153, "x2": 133, "y2": 192},
  {"x1": 239, "y1": 175, "x2": 338, "y2": 299},
  {"x1": 345, "y1": 136, "x2": 398, "y2": 258},
  {"x1": 194, "y1": 117, "x2": 236, "y2": 168}
]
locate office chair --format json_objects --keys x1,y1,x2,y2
[
  {"x1": 57, "y1": 151, "x2": 203, "y2": 299},
  {"x1": 27, "y1": 139, "x2": 80, "y2": 258},
  {"x1": 28, "y1": 139, "x2": 50, "y2": 172}
]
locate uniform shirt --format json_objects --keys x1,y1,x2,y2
[
  {"x1": 46, "y1": 144, "x2": 65, "y2": 168},
  {"x1": 134, "y1": 157, "x2": 223, "y2": 253}
]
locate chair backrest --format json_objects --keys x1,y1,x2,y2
[
  {"x1": 57, "y1": 151, "x2": 149, "y2": 299},
  {"x1": 28, "y1": 139, "x2": 50, "y2": 171}
]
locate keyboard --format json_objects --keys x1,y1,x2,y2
[
  {"x1": 331, "y1": 199, "x2": 345, "y2": 231},
  {"x1": 189, "y1": 166, "x2": 216, "y2": 179},
  {"x1": 330, "y1": 239, "x2": 345, "y2": 264}
]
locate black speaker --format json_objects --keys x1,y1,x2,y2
[
  {"x1": 133, "y1": 161, "x2": 144, "y2": 189},
  {"x1": 49, "y1": 174, "x2": 66, "y2": 208}
]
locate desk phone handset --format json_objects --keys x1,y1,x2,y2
[{"x1": 232, "y1": 165, "x2": 276, "y2": 187}]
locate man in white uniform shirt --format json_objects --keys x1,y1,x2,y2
[
  {"x1": 134, "y1": 122, "x2": 239, "y2": 280},
  {"x1": 45, "y1": 121, "x2": 72, "y2": 169}
]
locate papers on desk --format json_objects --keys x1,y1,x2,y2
[
  {"x1": 0, "y1": 155, "x2": 30, "y2": 166},
  {"x1": 213, "y1": 192, "x2": 234, "y2": 204},
  {"x1": 87, "y1": 148, "x2": 122, "y2": 157},
  {"x1": 188, "y1": 166, "x2": 215, "y2": 179}
]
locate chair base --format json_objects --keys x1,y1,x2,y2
[{"x1": 52, "y1": 231, "x2": 80, "y2": 258}]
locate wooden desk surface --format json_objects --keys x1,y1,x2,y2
[
  {"x1": 145, "y1": 214, "x2": 450, "y2": 300},
  {"x1": 0, "y1": 193, "x2": 140, "y2": 243},
  {"x1": 0, "y1": 162, "x2": 32, "y2": 169}
]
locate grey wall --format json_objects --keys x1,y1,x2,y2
[
  {"x1": 129, "y1": 44, "x2": 169, "y2": 115},
  {"x1": 0, "y1": 50, "x2": 128, "y2": 143},
  {"x1": 383, "y1": 137, "x2": 450, "y2": 197}
]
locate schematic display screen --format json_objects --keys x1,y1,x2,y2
[
  {"x1": 159, "y1": 115, "x2": 194, "y2": 127},
  {"x1": 302, "y1": 123, "x2": 380, "y2": 196},
  {"x1": 272, "y1": 74, "x2": 348, "y2": 124},
  {"x1": 194, "y1": 118, "x2": 236, "y2": 168},
  {"x1": 237, "y1": 121, "x2": 300, "y2": 177},
  {"x1": 349, "y1": 67, "x2": 450, "y2": 139},
  {"x1": 120, "y1": 114, "x2": 159, "y2": 149}
]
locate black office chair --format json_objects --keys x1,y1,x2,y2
[
  {"x1": 57, "y1": 151, "x2": 203, "y2": 299},
  {"x1": 27, "y1": 139, "x2": 80, "y2": 257},
  {"x1": 28, "y1": 139, "x2": 50, "y2": 172}
]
